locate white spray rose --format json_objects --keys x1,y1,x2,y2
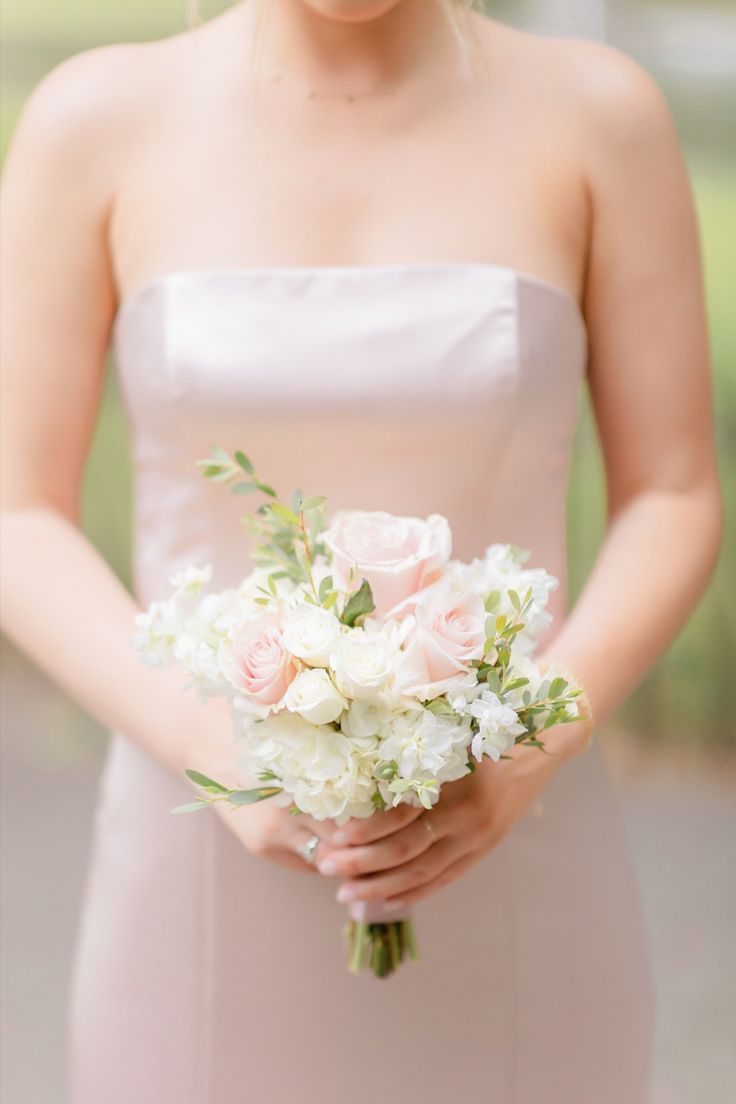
[
  {"x1": 282, "y1": 605, "x2": 342, "y2": 667},
  {"x1": 330, "y1": 629, "x2": 396, "y2": 699},
  {"x1": 283, "y1": 668, "x2": 347, "y2": 725}
]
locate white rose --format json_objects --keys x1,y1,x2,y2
[
  {"x1": 283, "y1": 668, "x2": 347, "y2": 725},
  {"x1": 330, "y1": 629, "x2": 395, "y2": 699},
  {"x1": 282, "y1": 605, "x2": 342, "y2": 667}
]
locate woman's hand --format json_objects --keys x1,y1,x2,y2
[
  {"x1": 211, "y1": 798, "x2": 338, "y2": 875},
  {"x1": 315, "y1": 722, "x2": 589, "y2": 911}
]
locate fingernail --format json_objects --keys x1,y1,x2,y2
[
  {"x1": 336, "y1": 884, "x2": 355, "y2": 903},
  {"x1": 332, "y1": 831, "x2": 347, "y2": 845},
  {"x1": 384, "y1": 900, "x2": 406, "y2": 912},
  {"x1": 318, "y1": 859, "x2": 338, "y2": 876}
]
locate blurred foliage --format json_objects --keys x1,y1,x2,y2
[{"x1": 1, "y1": 1, "x2": 734, "y2": 750}]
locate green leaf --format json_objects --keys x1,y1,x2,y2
[
  {"x1": 426, "y1": 697, "x2": 455, "y2": 716},
  {"x1": 302, "y1": 495, "x2": 327, "y2": 510},
  {"x1": 234, "y1": 450, "x2": 254, "y2": 475},
  {"x1": 171, "y1": 800, "x2": 211, "y2": 814},
  {"x1": 185, "y1": 769, "x2": 229, "y2": 793},
  {"x1": 484, "y1": 590, "x2": 501, "y2": 612},
  {"x1": 228, "y1": 786, "x2": 283, "y2": 805},
  {"x1": 318, "y1": 574, "x2": 334, "y2": 603},
  {"x1": 508, "y1": 588, "x2": 521, "y2": 612},
  {"x1": 256, "y1": 482, "x2": 278, "y2": 498},
  {"x1": 232, "y1": 481, "x2": 257, "y2": 495},
  {"x1": 291, "y1": 487, "x2": 304, "y2": 513},
  {"x1": 495, "y1": 613, "x2": 507, "y2": 632},
  {"x1": 270, "y1": 502, "x2": 300, "y2": 525},
  {"x1": 340, "y1": 579, "x2": 376, "y2": 627},
  {"x1": 485, "y1": 668, "x2": 502, "y2": 695},
  {"x1": 548, "y1": 676, "x2": 568, "y2": 699},
  {"x1": 502, "y1": 676, "x2": 529, "y2": 692}
]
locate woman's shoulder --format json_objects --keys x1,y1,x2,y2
[
  {"x1": 471, "y1": 12, "x2": 673, "y2": 135},
  {"x1": 7, "y1": 30, "x2": 198, "y2": 172}
]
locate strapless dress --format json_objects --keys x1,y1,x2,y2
[{"x1": 69, "y1": 262, "x2": 654, "y2": 1103}]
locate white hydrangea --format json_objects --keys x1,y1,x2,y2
[
  {"x1": 240, "y1": 712, "x2": 376, "y2": 822},
  {"x1": 341, "y1": 695, "x2": 392, "y2": 739}
]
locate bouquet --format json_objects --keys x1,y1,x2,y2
[{"x1": 133, "y1": 447, "x2": 589, "y2": 977}]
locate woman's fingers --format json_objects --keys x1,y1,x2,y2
[
  {"x1": 380, "y1": 851, "x2": 478, "y2": 909},
  {"x1": 334, "y1": 834, "x2": 470, "y2": 905},
  {"x1": 317, "y1": 810, "x2": 444, "y2": 878},
  {"x1": 326, "y1": 802, "x2": 425, "y2": 847}
]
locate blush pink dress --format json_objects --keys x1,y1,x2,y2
[{"x1": 69, "y1": 263, "x2": 654, "y2": 1102}]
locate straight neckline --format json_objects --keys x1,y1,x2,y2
[{"x1": 111, "y1": 261, "x2": 586, "y2": 341}]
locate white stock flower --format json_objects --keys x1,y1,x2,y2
[
  {"x1": 170, "y1": 563, "x2": 213, "y2": 597},
  {"x1": 378, "y1": 709, "x2": 471, "y2": 782},
  {"x1": 457, "y1": 688, "x2": 526, "y2": 762},
  {"x1": 282, "y1": 605, "x2": 342, "y2": 667},
  {"x1": 132, "y1": 600, "x2": 183, "y2": 667},
  {"x1": 450, "y1": 544, "x2": 558, "y2": 653},
  {"x1": 283, "y1": 668, "x2": 347, "y2": 725},
  {"x1": 330, "y1": 629, "x2": 396, "y2": 699}
]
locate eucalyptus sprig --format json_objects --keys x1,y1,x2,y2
[
  {"x1": 172, "y1": 769, "x2": 284, "y2": 814},
  {"x1": 196, "y1": 446, "x2": 330, "y2": 598}
]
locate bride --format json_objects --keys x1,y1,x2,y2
[{"x1": 0, "y1": 1, "x2": 722, "y2": 1101}]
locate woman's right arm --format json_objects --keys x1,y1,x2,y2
[{"x1": 0, "y1": 50, "x2": 213, "y2": 776}]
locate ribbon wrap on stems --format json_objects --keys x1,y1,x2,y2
[{"x1": 344, "y1": 899, "x2": 418, "y2": 978}]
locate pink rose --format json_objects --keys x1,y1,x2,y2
[
  {"x1": 220, "y1": 618, "x2": 297, "y2": 714},
  {"x1": 395, "y1": 583, "x2": 485, "y2": 700},
  {"x1": 322, "y1": 510, "x2": 452, "y2": 616}
]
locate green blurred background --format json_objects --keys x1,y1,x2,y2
[{"x1": 2, "y1": 0, "x2": 733, "y2": 756}]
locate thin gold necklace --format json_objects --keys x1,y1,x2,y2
[{"x1": 265, "y1": 69, "x2": 398, "y2": 104}]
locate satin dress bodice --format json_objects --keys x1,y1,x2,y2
[
  {"x1": 70, "y1": 263, "x2": 654, "y2": 1104},
  {"x1": 112, "y1": 263, "x2": 587, "y2": 639}
]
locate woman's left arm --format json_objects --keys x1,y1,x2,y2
[{"x1": 316, "y1": 46, "x2": 724, "y2": 909}]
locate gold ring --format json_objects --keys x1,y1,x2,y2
[{"x1": 421, "y1": 813, "x2": 437, "y2": 841}]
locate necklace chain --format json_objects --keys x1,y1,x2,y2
[{"x1": 267, "y1": 70, "x2": 397, "y2": 104}]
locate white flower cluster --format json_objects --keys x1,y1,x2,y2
[{"x1": 133, "y1": 513, "x2": 574, "y2": 824}]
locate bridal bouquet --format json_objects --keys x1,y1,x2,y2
[{"x1": 133, "y1": 447, "x2": 588, "y2": 977}]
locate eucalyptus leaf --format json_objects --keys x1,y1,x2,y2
[
  {"x1": 232, "y1": 481, "x2": 257, "y2": 495},
  {"x1": 234, "y1": 450, "x2": 254, "y2": 474},
  {"x1": 228, "y1": 786, "x2": 283, "y2": 805},
  {"x1": 171, "y1": 801, "x2": 212, "y2": 814},
  {"x1": 256, "y1": 482, "x2": 278, "y2": 498},
  {"x1": 318, "y1": 574, "x2": 334, "y2": 603},
  {"x1": 185, "y1": 769, "x2": 229, "y2": 793}
]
